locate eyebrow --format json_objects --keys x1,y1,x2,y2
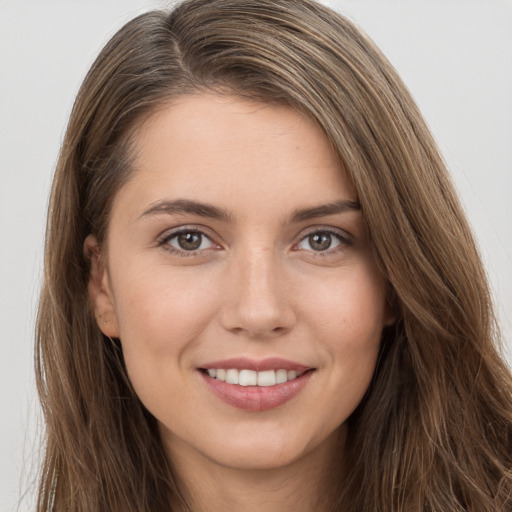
[
  {"x1": 289, "y1": 199, "x2": 361, "y2": 223},
  {"x1": 140, "y1": 199, "x2": 232, "y2": 221},
  {"x1": 139, "y1": 198, "x2": 360, "y2": 223}
]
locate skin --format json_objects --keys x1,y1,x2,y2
[{"x1": 87, "y1": 93, "x2": 394, "y2": 511}]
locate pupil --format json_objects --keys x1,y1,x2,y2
[
  {"x1": 310, "y1": 233, "x2": 331, "y2": 251},
  {"x1": 178, "y1": 232, "x2": 202, "y2": 250}
]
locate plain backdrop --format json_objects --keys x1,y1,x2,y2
[{"x1": 1, "y1": 0, "x2": 511, "y2": 510}]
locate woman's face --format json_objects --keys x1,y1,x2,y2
[{"x1": 89, "y1": 93, "x2": 393, "y2": 471}]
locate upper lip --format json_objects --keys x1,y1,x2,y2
[{"x1": 200, "y1": 357, "x2": 312, "y2": 372}]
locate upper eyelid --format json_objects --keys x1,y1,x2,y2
[
  {"x1": 297, "y1": 225, "x2": 353, "y2": 242},
  {"x1": 158, "y1": 225, "x2": 218, "y2": 243}
]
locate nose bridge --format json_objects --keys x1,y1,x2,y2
[
  {"x1": 221, "y1": 243, "x2": 295, "y2": 338},
  {"x1": 244, "y1": 246, "x2": 279, "y2": 308}
]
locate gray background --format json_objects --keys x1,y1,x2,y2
[{"x1": 1, "y1": 1, "x2": 511, "y2": 510}]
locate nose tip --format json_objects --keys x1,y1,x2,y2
[
  {"x1": 226, "y1": 302, "x2": 294, "y2": 339},
  {"x1": 220, "y1": 253, "x2": 296, "y2": 339}
]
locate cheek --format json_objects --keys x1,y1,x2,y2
[
  {"x1": 110, "y1": 263, "x2": 219, "y2": 359},
  {"x1": 306, "y1": 266, "x2": 388, "y2": 348},
  {"x1": 302, "y1": 264, "x2": 387, "y2": 401},
  {"x1": 109, "y1": 264, "x2": 221, "y2": 415}
]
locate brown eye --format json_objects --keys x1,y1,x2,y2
[
  {"x1": 308, "y1": 233, "x2": 333, "y2": 251},
  {"x1": 297, "y1": 230, "x2": 345, "y2": 252},
  {"x1": 177, "y1": 232, "x2": 203, "y2": 250},
  {"x1": 164, "y1": 229, "x2": 215, "y2": 253}
]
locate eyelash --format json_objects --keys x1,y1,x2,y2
[
  {"x1": 157, "y1": 226, "x2": 352, "y2": 258},
  {"x1": 295, "y1": 228, "x2": 352, "y2": 256},
  {"x1": 157, "y1": 226, "x2": 217, "y2": 257}
]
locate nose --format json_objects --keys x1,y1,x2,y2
[{"x1": 220, "y1": 247, "x2": 297, "y2": 339}]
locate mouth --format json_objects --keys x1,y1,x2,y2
[
  {"x1": 199, "y1": 367, "x2": 310, "y2": 387},
  {"x1": 198, "y1": 358, "x2": 316, "y2": 411}
]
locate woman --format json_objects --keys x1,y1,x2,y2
[{"x1": 36, "y1": 0, "x2": 512, "y2": 510}]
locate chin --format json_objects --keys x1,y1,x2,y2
[
  {"x1": 192, "y1": 421, "x2": 341, "y2": 473},
  {"x1": 213, "y1": 442, "x2": 304, "y2": 471}
]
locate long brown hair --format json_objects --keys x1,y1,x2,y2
[{"x1": 36, "y1": 0, "x2": 512, "y2": 510}]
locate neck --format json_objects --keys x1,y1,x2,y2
[{"x1": 163, "y1": 427, "x2": 346, "y2": 512}]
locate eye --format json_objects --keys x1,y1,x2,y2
[
  {"x1": 296, "y1": 230, "x2": 348, "y2": 253},
  {"x1": 160, "y1": 228, "x2": 216, "y2": 254}
]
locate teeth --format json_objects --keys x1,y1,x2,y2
[
  {"x1": 206, "y1": 368, "x2": 304, "y2": 386},
  {"x1": 276, "y1": 369, "x2": 288, "y2": 384},
  {"x1": 257, "y1": 370, "x2": 275, "y2": 387},
  {"x1": 225, "y1": 369, "x2": 239, "y2": 384},
  {"x1": 239, "y1": 370, "x2": 257, "y2": 386}
]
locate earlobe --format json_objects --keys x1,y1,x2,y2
[{"x1": 84, "y1": 235, "x2": 120, "y2": 338}]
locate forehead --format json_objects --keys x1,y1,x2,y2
[{"x1": 114, "y1": 93, "x2": 357, "y2": 221}]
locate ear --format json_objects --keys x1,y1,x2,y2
[{"x1": 84, "y1": 235, "x2": 120, "y2": 338}]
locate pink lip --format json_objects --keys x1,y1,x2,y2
[
  {"x1": 201, "y1": 357, "x2": 310, "y2": 372},
  {"x1": 199, "y1": 358, "x2": 315, "y2": 412}
]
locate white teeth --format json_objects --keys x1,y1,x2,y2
[
  {"x1": 206, "y1": 368, "x2": 304, "y2": 386},
  {"x1": 225, "y1": 369, "x2": 239, "y2": 384},
  {"x1": 239, "y1": 369, "x2": 257, "y2": 386},
  {"x1": 257, "y1": 370, "x2": 276, "y2": 387},
  {"x1": 276, "y1": 369, "x2": 288, "y2": 384}
]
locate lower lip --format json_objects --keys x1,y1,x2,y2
[{"x1": 200, "y1": 370, "x2": 314, "y2": 411}]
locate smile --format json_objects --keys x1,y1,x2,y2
[
  {"x1": 203, "y1": 368, "x2": 304, "y2": 387},
  {"x1": 199, "y1": 358, "x2": 315, "y2": 411}
]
